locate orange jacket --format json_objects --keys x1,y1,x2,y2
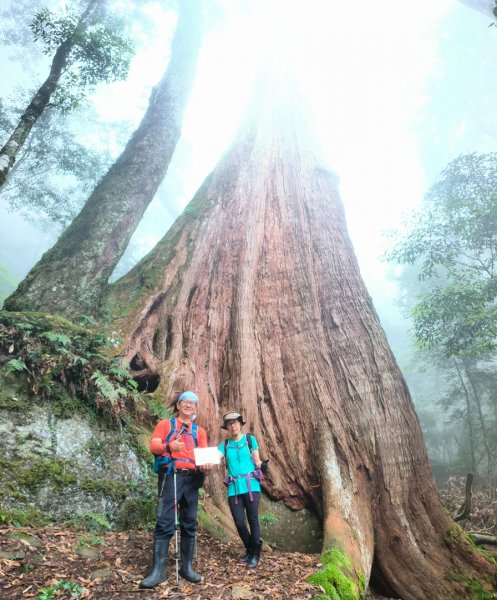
[{"x1": 150, "y1": 419, "x2": 208, "y2": 470}]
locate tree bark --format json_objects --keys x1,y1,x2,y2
[
  {"x1": 0, "y1": 0, "x2": 99, "y2": 190},
  {"x1": 453, "y1": 358, "x2": 478, "y2": 476},
  {"x1": 107, "y1": 75, "x2": 495, "y2": 598},
  {"x1": 4, "y1": 0, "x2": 203, "y2": 317}
]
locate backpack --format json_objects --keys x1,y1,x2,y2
[{"x1": 153, "y1": 417, "x2": 199, "y2": 474}]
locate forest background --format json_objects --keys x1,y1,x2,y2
[{"x1": 2, "y1": 0, "x2": 497, "y2": 598}]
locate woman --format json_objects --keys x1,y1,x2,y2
[{"x1": 218, "y1": 411, "x2": 263, "y2": 568}]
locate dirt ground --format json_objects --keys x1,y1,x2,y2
[{"x1": 0, "y1": 526, "x2": 321, "y2": 599}]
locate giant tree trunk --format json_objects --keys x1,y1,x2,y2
[
  {"x1": 4, "y1": 0, "x2": 203, "y2": 317},
  {"x1": 0, "y1": 0, "x2": 100, "y2": 190},
  {"x1": 107, "y1": 76, "x2": 494, "y2": 598}
]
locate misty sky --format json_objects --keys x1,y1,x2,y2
[{"x1": 1, "y1": 0, "x2": 497, "y2": 325}]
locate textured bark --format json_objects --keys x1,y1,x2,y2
[
  {"x1": 0, "y1": 0, "x2": 99, "y2": 190},
  {"x1": 4, "y1": 0, "x2": 203, "y2": 317},
  {"x1": 108, "y1": 76, "x2": 494, "y2": 598}
]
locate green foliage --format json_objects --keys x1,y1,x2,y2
[
  {"x1": 67, "y1": 512, "x2": 112, "y2": 532},
  {"x1": 30, "y1": 6, "x2": 134, "y2": 113},
  {"x1": 260, "y1": 512, "x2": 280, "y2": 525},
  {"x1": 387, "y1": 153, "x2": 497, "y2": 359},
  {"x1": 0, "y1": 311, "x2": 142, "y2": 423},
  {"x1": 307, "y1": 548, "x2": 364, "y2": 600},
  {"x1": 0, "y1": 507, "x2": 49, "y2": 528},
  {"x1": 37, "y1": 580, "x2": 84, "y2": 600},
  {"x1": 4, "y1": 357, "x2": 28, "y2": 373},
  {"x1": 0, "y1": 98, "x2": 117, "y2": 227}
]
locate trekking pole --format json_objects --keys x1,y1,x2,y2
[{"x1": 173, "y1": 462, "x2": 180, "y2": 584}]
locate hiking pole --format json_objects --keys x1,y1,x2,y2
[{"x1": 173, "y1": 462, "x2": 180, "y2": 584}]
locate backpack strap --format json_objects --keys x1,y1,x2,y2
[
  {"x1": 153, "y1": 418, "x2": 198, "y2": 474},
  {"x1": 224, "y1": 434, "x2": 254, "y2": 472}
]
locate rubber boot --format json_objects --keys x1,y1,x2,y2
[
  {"x1": 237, "y1": 542, "x2": 251, "y2": 564},
  {"x1": 139, "y1": 537, "x2": 170, "y2": 588},
  {"x1": 179, "y1": 536, "x2": 202, "y2": 583},
  {"x1": 246, "y1": 541, "x2": 262, "y2": 569}
]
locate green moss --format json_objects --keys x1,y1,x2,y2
[
  {"x1": 80, "y1": 477, "x2": 127, "y2": 502},
  {"x1": 115, "y1": 492, "x2": 156, "y2": 530},
  {"x1": 19, "y1": 460, "x2": 77, "y2": 490},
  {"x1": 447, "y1": 571, "x2": 497, "y2": 599},
  {"x1": 306, "y1": 548, "x2": 364, "y2": 600},
  {"x1": 0, "y1": 506, "x2": 50, "y2": 527}
]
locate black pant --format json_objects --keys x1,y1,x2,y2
[
  {"x1": 228, "y1": 492, "x2": 261, "y2": 547},
  {"x1": 154, "y1": 471, "x2": 199, "y2": 542}
]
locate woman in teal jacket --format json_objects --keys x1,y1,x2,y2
[{"x1": 218, "y1": 411, "x2": 263, "y2": 568}]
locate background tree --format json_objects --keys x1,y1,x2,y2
[
  {"x1": 0, "y1": 96, "x2": 116, "y2": 226},
  {"x1": 0, "y1": 0, "x2": 133, "y2": 190},
  {"x1": 387, "y1": 152, "x2": 497, "y2": 482},
  {"x1": 4, "y1": 0, "x2": 205, "y2": 318}
]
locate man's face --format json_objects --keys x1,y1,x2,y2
[{"x1": 177, "y1": 399, "x2": 196, "y2": 420}]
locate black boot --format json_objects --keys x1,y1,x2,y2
[
  {"x1": 246, "y1": 541, "x2": 262, "y2": 569},
  {"x1": 179, "y1": 536, "x2": 202, "y2": 583},
  {"x1": 139, "y1": 537, "x2": 170, "y2": 588},
  {"x1": 237, "y1": 542, "x2": 251, "y2": 564}
]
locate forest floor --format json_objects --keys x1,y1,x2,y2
[
  {"x1": 0, "y1": 477, "x2": 495, "y2": 600},
  {"x1": 0, "y1": 526, "x2": 321, "y2": 600}
]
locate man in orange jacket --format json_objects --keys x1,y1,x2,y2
[{"x1": 139, "y1": 390, "x2": 211, "y2": 588}]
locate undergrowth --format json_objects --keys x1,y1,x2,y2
[{"x1": 0, "y1": 311, "x2": 142, "y2": 424}]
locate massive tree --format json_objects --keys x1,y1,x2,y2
[
  {"x1": 106, "y1": 77, "x2": 494, "y2": 597},
  {"x1": 4, "y1": 0, "x2": 204, "y2": 317}
]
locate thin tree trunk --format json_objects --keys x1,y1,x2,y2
[
  {"x1": 107, "y1": 74, "x2": 495, "y2": 598},
  {"x1": 453, "y1": 358, "x2": 478, "y2": 475},
  {"x1": 0, "y1": 0, "x2": 99, "y2": 190},
  {"x1": 4, "y1": 0, "x2": 203, "y2": 318},
  {"x1": 461, "y1": 359, "x2": 493, "y2": 480}
]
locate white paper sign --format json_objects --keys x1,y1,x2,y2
[{"x1": 193, "y1": 446, "x2": 221, "y2": 466}]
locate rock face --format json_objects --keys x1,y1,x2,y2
[
  {"x1": 107, "y1": 75, "x2": 494, "y2": 597},
  {"x1": 0, "y1": 400, "x2": 149, "y2": 524}
]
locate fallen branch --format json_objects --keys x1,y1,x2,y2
[{"x1": 468, "y1": 532, "x2": 497, "y2": 546}]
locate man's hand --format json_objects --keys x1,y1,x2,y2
[
  {"x1": 170, "y1": 439, "x2": 185, "y2": 452},
  {"x1": 200, "y1": 463, "x2": 213, "y2": 471}
]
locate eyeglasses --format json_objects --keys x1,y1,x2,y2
[{"x1": 180, "y1": 401, "x2": 196, "y2": 407}]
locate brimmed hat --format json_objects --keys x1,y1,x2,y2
[{"x1": 221, "y1": 411, "x2": 246, "y2": 429}]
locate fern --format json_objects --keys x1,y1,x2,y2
[
  {"x1": 4, "y1": 358, "x2": 28, "y2": 373},
  {"x1": 91, "y1": 370, "x2": 119, "y2": 402},
  {"x1": 41, "y1": 331, "x2": 72, "y2": 348}
]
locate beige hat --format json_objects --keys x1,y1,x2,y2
[{"x1": 221, "y1": 411, "x2": 246, "y2": 430}]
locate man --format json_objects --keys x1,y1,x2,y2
[{"x1": 139, "y1": 390, "x2": 210, "y2": 589}]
